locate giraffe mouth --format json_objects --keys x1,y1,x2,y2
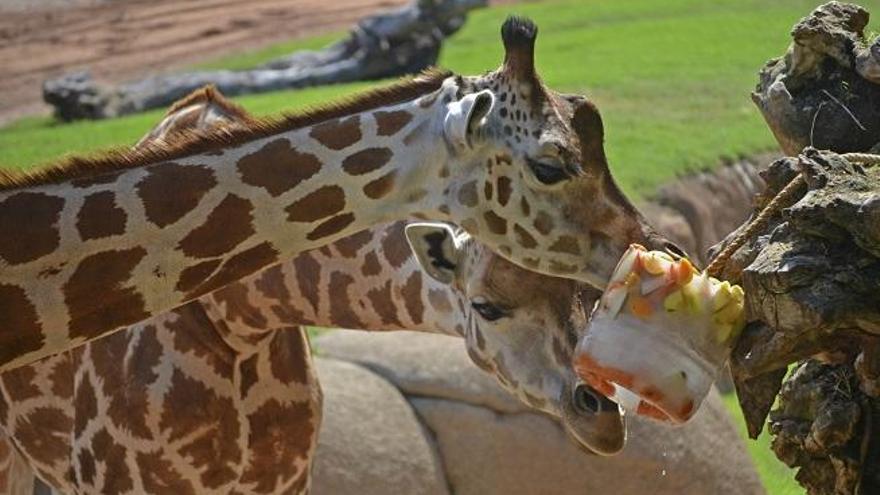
[{"x1": 558, "y1": 380, "x2": 627, "y2": 456}]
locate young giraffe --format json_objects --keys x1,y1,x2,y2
[
  {"x1": 0, "y1": 17, "x2": 677, "y2": 371},
  {"x1": 0, "y1": 88, "x2": 624, "y2": 494}
]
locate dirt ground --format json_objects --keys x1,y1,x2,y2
[{"x1": 0, "y1": 0, "x2": 414, "y2": 125}]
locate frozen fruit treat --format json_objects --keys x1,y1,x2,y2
[{"x1": 573, "y1": 244, "x2": 745, "y2": 424}]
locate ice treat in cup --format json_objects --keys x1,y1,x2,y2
[{"x1": 573, "y1": 244, "x2": 745, "y2": 424}]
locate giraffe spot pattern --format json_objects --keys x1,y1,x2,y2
[
  {"x1": 328, "y1": 272, "x2": 364, "y2": 329},
  {"x1": 286, "y1": 185, "x2": 346, "y2": 223},
  {"x1": 374, "y1": 110, "x2": 413, "y2": 136},
  {"x1": 159, "y1": 369, "x2": 241, "y2": 489},
  {"x1": 253, "y1": 267, "x2": 308, "y2": 323},
  {"x1": 74, "y1": 372, "x2": 98, "y2": 438},
  {"x1": 457, "y1": 180, "x2": 478, "y2": 207},
  {"x1": 520, "y1": 196, "x2": 531, "y2": 216},
  {"x1": 306, "y1": 212, "x2": 356, "y2": 241},
  {"x1": 0, "y1": 192, "x2": 64, "y2": 265},
  {"x1": 168, "y1": 305, "x2": 236, "y2": 377},
  {"x1": 341, "y1": 147, "x2": 392, "y2": 176},
  {"x1": 239, "y1": 398, "x2": 315, "y2": 493},
  {"x1": 136, "y1": 451, "x2": 196, "y2": 494},
  {"x1": 76, "y1": 191, "x2": 127, "y2": 240},
  {"x1": 136, "y1": 163, "x2": 216, "y2": 228},
  {"x1": 176, "y1": 259, "x2": 222, "y2": 293},
  {"x1": 0, "y1": 284, "x2": 44, "y2": 369},
  {"x1": 533, "y1": 210, "x2": 554, "y2": 235},
  {"x1": 184, "y1": 242, "x2": 279, "y2": 299},
  {"x1": 293, "y1": 254, "x2": 321, "y2": 313},
  {"x1": 211, "y1": 282, "x2": 269, "y2": 330},
  {"x1": 401, "y1": 271, "x2": 424, "y2": 326},
  {"x1": 483, "y1": 210, "x2": 508, "y2": 235},
  {"x1": 269, "y1": 330, "x2": 310, "y2": 385},
  {"x1": 90, "y1": 428, "x2": 134, "y2": 494},
  {"x1": 179, "y1": 194, "x2": 255, "y2": 258},
  {"x1": 361, "y1": 251, "x2": 382, "y2": 276},
  {"x1": 513, "y1": 223, "x2": 538, "y2": 248},
  {"x1": 333, "y1": 229, "x2": 373, "y2": 258},
  {"x1": 363, "y1": 171, "x2": 396, "y2": 199},
  {"x1": 13, "y1": 407, "x2": 72, "y2": 468},
  {"x1": 77, "y1": 448, "x2": 96, "y2": 486},
  {"x1": 309, "y1": 116, "x2": 361, "y2": 150},
  {"x1": 497, "y1": 176, "x2": 512, "y2": 206},
  {"x1": 366, "y1": 280, "x2": 403, "y2": 327},
  {"x1": 91, "y1": 328, "x2": 161, "y2": 439},
  {"x1": 549, "y1": 235, "x2": 582, "y2": 255},
  {"x1": 63, "y1": 247, "x2": 149, "y2": 340},
  {"x1": 237, "y1": 139, "x2": 323, "y2": 197},
  {"x1": 381, "y1": 222, "x2": 410, "y2": 268}
]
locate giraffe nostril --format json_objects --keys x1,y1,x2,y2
[{"x1": 572, "y1": 383, "x2": 601, "y2": 414}]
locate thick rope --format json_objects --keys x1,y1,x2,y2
[{"x1": 704, "y1": 152, "x2": 880, "y2": 278}]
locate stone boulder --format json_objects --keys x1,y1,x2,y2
[
  {"x1": 313, "y1": 331, "x2": 765, "y2": 495},
  {"x1": 310, "y1": 358, "x2": 449, "y2": 495}
]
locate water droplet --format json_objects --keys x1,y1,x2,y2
[{"x1": 661, "y1": 469, "x2": 667, "y2": 477}]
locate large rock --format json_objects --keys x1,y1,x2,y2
[
  {"x1": 314, "y1": 331, "x2": 765, "y2": 495},
  {"x1": 310, "y1": 358, "x2": 449, "y2": 495}
]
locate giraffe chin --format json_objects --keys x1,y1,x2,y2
[{"x1": 558, "y1": 380, "x2": 627, "y2": 456}]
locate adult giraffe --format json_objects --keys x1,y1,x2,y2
[
  {"x1": 0, "y1": 86, "x2": 625, "y2": 495},
  {"x1": 0, "y1": 17, "x2": 676, "y2": 371}
]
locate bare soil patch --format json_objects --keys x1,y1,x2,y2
[{"x1": 0, "y1": 0, "x2": 410, "y2": 124}]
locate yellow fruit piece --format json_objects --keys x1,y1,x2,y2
[
  {"x1": 731, "y1": 284, "x2": 745, "y2": 302},
  {"x1": 642, "y1": 252, "x2": 668, "y2": 275},
  {"x1": 664, "y1": 290, "x2": 684, "y2": 312},
  {"x1": 714, "y1": 323, "x2": 734, "y2": 343},
  {"x1": 712, "y1": 281, "x2": 734, "y2": 311},
  {"x1": 624, "y1": 271, "x2": 641, "y2": 289},
  {"x1": 714, "y1": 300, "x2": 744, "y2": 324},
  {"x1": 674, "y1": 259, "x2": 695, "y2": 286}
]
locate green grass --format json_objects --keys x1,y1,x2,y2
[
  {"x1": 4, "y1": 0, "x2": 880, "y2": 199},
  {"x1": 0, "y1": 3, "x2": 868, "y2": 489},
  {"x1": 721, "y1": 392, "x2": 800, "y2": 494},
  {"x1": 5, "y1": 0, "x2": 880, "y2": 198}
]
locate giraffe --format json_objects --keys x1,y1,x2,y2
[
  {"x1": 0, "y1": 17, "x2": 678, "y2": 371},
  {"x1": 0, "y1": 87, "x2": 624, "y2": 494}
]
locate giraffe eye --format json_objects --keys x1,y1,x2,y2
[
  {"x1": 471, "y1": 299, "x2": 508, "y2": 321},
  {"x1": 527, "y1": 158, "x2": 569, "y2": 185}
]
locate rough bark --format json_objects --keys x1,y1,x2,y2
[
  {"x1": 714, "y1": 148, "x2": 880, "y2": 495},
  {"x1": 752, "y1": 1, "x2": 880, "y2": 156},
  {"x1": 714, "y1": 5, "x2": 880, "y2": 487},
  {"x1": 41, "y1": 0, "x2": 486, "y2": 121}
]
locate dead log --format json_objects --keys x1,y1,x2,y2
[{"x1": 42, "y1": 0, "x2": 486, "y2": 121}]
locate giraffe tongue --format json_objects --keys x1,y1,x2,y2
[{"x1": 573, "y1": 244, "x2": 746, "y2": 424}]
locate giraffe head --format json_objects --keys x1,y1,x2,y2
[
  {"x1": 429, "y1": 17, "x2": 681, "y2": 288},
  {"x1": 407, "y1": 222, "x2": 625, "y2": 455}
]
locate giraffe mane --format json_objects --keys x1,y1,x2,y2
[{"x1": 0, "y1": 68, "x2": 452, "y2": 191}]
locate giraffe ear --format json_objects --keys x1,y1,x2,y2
[
  {"x1": 405, "y1": 222, "x2": 465, "y2": 285},
  {"x1": 444, "y1": 90, "x2": 495, "y2": 149}
]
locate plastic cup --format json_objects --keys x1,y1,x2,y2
[{"x1": 573, "y1": 244, "x2": 745, "y2": 424}]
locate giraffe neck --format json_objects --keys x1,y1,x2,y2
[
  {"x1": 202, "y1": 221, "x2": 466, "y2": 355},
  {"x1": 0, "y1": 80, "x2": 458, "y2": 371}
]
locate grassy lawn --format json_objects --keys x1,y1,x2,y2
[
  {"x1": 6, "y1": 0, "x2": 880, "y2": 200},
  {"x1": 1, "y1": 0, "x2": 870, "y2": 491}
]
